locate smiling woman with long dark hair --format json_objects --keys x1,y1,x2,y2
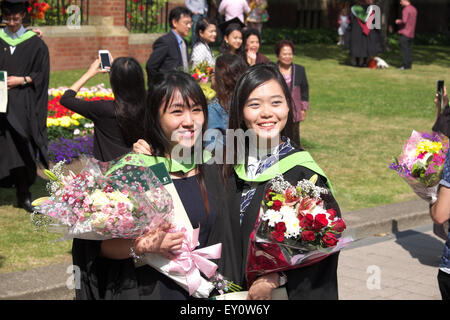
[{"x1": 219, "y1": 64, "x2": 341, "y2": 300}]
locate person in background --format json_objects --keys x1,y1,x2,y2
[
  {"x1": 60, "y1": 57, "x2": 146, "y2": 162},
  {"x1": 206, "y1": 53, "x2": 248, "y2": 150},
  {"x1": 190, "y1": 16, "x2": 217, "y2": 68},
  {"x1": 0, "y1": 0, "x2": 50, "y2": 213},
  {"x1": 59, "y1": 57, "x2": 147, "y2": 300},
  {"x1": 345, "y1": 0, "x2": 382, "y2": 67},
  {"x1": 185, "y1": 0, "x2": 208, "y2": 46},
  {"x1": 246, "y1": 0, "x2": 269, "y2": 38},
  {"x1": 275, "y1": 39, "x2": 309, "y2": 147},
  {"x1": 395, "y1": 0, "x2": 417, "y2": 70},
  {"x1": 146, "y1": 6, "x2": 192, "y2": 85},
  {"x1": 218, "y1": 0, "x2": 250, "y2": 24},
  {"x1": 430, "y1": 86, "x2": 450, "y2": 300},
  {"x1": 241, "y1": 27, "x2": 270, "y2": 67},
  {"x1": 218, "y1": 17, "x2": 244, "y2": 56},
  {"x1": 337, "y1": 5, "x2": 349, "y2": 46}
]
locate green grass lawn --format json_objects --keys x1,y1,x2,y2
[{"x1": 0, "y1": 43, "x2": 449, "y2": 274}]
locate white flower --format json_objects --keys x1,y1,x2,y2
[
  {"x1": 90, "y1": 189, "x2": 111, "y2": 209},
  {"x1": 283, "y1": 215, "x2": 300, "y2": 239},
  {"x1": 73, "y1": 129, "x2": 80, "y2": 135},
  {"x1": 262, "y1": 209, "x2": 283, "y2": 227}
]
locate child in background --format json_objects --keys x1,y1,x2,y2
[{"x1": 337, "y1": 6, "x2": 349, "y2": 45}]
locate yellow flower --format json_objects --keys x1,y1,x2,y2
[
  {"x1": 71, "y1": 113, "x2": 84, "y2": 120},
  {"x1": 59, "y1": 116, "x2": 72, "y2": 128},
  {"x1": 46, "y1": 118, "x2": 59, "y2": 127},
  {"x1": 416, "y1": 140, "x2": 443, "y2": 156}
]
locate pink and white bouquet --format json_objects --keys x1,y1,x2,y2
[
  {"x1": 246, "y1": 174, "x2": 352, "y2": 287},
  {"x1": 33, "y1": 154, "x2": 240, "y2": 298},
  {"x1": 389, "y1": 130, "x2": 449, "y2": 202},
  {"x1": 32, "y1": 158, "x2": 173, "y2": 240}
]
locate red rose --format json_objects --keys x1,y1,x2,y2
[
  {"x1": 300, "y1": 213, "x2": 314, "y2": 229},
  {"x1": 271, "y1": 222, "x2": 286, "y2": 242},
  {"x1": 301, "y1": 230, "x2": 315, "y2": 242},
  {"x1": 332, "y1": 219, "x2": 346, "y2": 233},
  {"x1": 313, "y1": 213, "x2": 329, "y2": 232},
  {"x1": 275, "y1": 222, "x2": 286, "y2": 233},
  {"x1": 322, "y1": 232, "x2": 338, "y2": 247},
  {"x1": 327, "y1": 208, "x2": 337, "y2": 220},
  {"x1": 272, "y1": 200, "x2": 282, "y2": 211}
]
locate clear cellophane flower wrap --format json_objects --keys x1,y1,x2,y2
[
  {"x1": 389, "y1": 130, "x2": 449, "y2": 203},
  {"x1": 245, "y1": 174, "x2": 353, "y2": 288},
  {"x1": 31, "y1": 156, "x2": 174, "y2": 241},
  {"x1": 94, "y1": 153, "x2": 240, "y2": 299}
]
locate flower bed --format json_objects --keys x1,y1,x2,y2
[{"x1": 47, "y1": 84, "x2": 114, "y2": 163}]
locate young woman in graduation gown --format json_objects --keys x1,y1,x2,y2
[
  {"x1": 0, "y1": 0, "x2": 50, "y2": 212},
  {"x1": 75, "y1": 71, "x2": 228, "y2": 299},
  {"x1": 214, "y1": 64, "x2": 341, "y2": 299}
]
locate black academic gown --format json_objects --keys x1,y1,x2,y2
[
  {"x1": 215, "y1": 149, "x2": 341, "y2": 299},
  {"x1": 345, "y1": 6, "x2": 382, "y2": 59},
  {"x1": 0, "y1": 31, "x2": 50, "y2": 185},
  {"x1": 73, "y1": 163, "x2": 228, "y2": 300}
]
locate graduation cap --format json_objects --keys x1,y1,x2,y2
[
  {"x1": 1, "y1": 0, "x2": 30, "y2": 16},
  {"x1": 218, "y1": 17, "x2": 245, "y2": 36}
]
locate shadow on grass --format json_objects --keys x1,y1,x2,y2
[
  {"x1": 0, "y1": 255, "x2": 5, "y2": 268},
  {"x1": 279, "y1": 44, "x2": 450, "y2": 69},
  {"x1": 0, "y1": 177, "x2": 48, "y2": 207}
]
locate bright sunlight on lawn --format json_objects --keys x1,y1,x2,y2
[{"x1": 0, "y1": 43, "x2": 449, "y2": 274}]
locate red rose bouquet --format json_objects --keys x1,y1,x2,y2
[{"x1": 246, "y1": 174, "x2": 352, "y2": 287}]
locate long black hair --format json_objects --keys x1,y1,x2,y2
[
  {"x1": 223, "y1": 63, "x2": 296, "y2": 179},
  {"x1": 109, "y1": 57, "x2": 146, "y2": 147},
  {"x1": 144, "y1": 70, "x2": 211, "y2": 214},
  {"x1": 219, "y1": 23, "x2": 243, "y2": 55},
  {"x1": 194, "y1": 16, "x2": 215, "y2": 46}
]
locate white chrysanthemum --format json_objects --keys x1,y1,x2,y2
[
  {"x1": 279, "y1": 205, "x2": 297, "y2": 220},
  {"x1": 91, "y1": 189, "x2": 111, "y2": 209},
  {"x1": 262, "y1": 209, "x2": 283, "y2": 227},
  {"x1": 283, "y1": 215, "x2": 300, "y2": 239}
]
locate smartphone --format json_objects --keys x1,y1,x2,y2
[
  {"x1": 437, "y1": 80, "x2": 445, "y2": 110},
  {"x1": 99, "y1": 50, "x2": 111, "y2": 71}
]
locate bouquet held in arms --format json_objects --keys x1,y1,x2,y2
[
  {"x1": 31, "y1": 157, "x2": 173, "y2": 241},
  {"x1": 32, "y1": 155, "x2": 240, "y2": 298},
  {"x1": 246, "y1": 174, "x2": 352, "y2": 287},
  {"x1": 389, "y1": 130, "x2": 449, "y2": 203}
]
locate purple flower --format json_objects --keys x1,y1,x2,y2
[{"x1": 48, "y1": 135, "x2": 94, "y2": 163}]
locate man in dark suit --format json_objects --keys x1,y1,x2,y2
[{"x1": 146, "y1": 7, "x2": 192, "y2": 85}]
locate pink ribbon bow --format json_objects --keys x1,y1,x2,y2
[{"x1": 168, "y1": 227, "x2": 222, "y2": 296}]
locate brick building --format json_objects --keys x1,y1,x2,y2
[{"x1": 4, "y1": 0, "x2": 447, "y2": 71}]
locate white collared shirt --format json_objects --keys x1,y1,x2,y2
[{"x1": 4, "y1": 25, "x2": 26, "y2": 55}]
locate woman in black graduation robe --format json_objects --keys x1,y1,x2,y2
[
  {"x1": 74, "y1": 71, "x2": 228, "y2": 300},
  {"x1": 211, "y1": 63, "x2": 341, "y2": 299},
  {"x1": 345, "y1": 1, "x2": 382, "y2": 67},
  {"x1": 0, "y1": 3, "x2": 50, "y2": 208}
]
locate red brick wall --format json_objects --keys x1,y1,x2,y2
[{"x1": 89, "y1": 0, "x2": 125, "y2": 26}]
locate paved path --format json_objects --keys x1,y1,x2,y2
[{"x1": 338, "y1": 224, "x2": 443, "y2": 300}]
